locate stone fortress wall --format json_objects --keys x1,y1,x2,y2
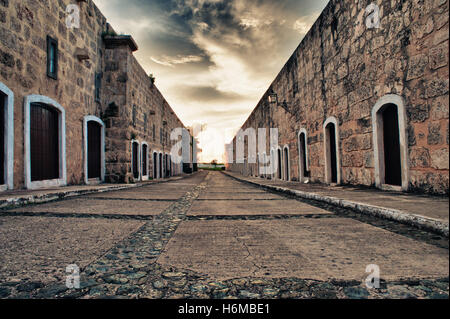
[
  {"x1": 227, "y1": 0, "x2": 449, "y2": 195},
  {"x1": 0, "y1": 0, "x2": 190, "y2": 190}
]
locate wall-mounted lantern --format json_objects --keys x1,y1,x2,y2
[{"x1": 268, "y1": 92, "x2": 278, "y2": 104}]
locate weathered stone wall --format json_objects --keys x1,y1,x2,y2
[
  {"x1": 228, "y1": 0, "x2": 449, "y2": 195},
  {"x1": 110, "y1": 53, "x2": 186, "y2": 182},
  {"x1": 0, "y1": 0, "x2": 188, "y2": 189},
  {"x1": 1, "y1": 0, "x2": 108, "y2": 188}
]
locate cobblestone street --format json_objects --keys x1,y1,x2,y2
[{"x1": 0, "y1": 171, "x2": 448, "y2": 299}]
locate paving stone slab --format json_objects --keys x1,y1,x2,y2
[
  {"x1": 0, "y1": 216, "x2": 144, "y2": 285},
  {"x1": 1, "y1": 171, "x2": 448, "y2": 299},
  {"x1": 198, "y1": 192, "x2": 285, "y2": 200},
  {"x1": 84, "y1": 191, "x2": 188, "y2": 200},
  {"x1": 188, "y1": 199, "x2": 332, "y2": 216},
  {"x1": 223, "y1": 172, "x2": 449, "y2": 235},
  {"x1": 158, "y1": 219, "x2": 449, "y2": 281},
  {"x1": 202, "y1": 189, "x2": 267, "y2": 194},
  {"x1": 8, "y1": 198, "x2": 172, "y2": 216}
]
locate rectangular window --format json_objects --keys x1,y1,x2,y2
[
  {"x1": 95, "y1": 73, "x2": 102, "y2": 102},
  {"x1": 144, "y1": 114, "x2": 148, "y2": 133},
  {"x1": 152, "y1": 124, "x2": 156, "y2": 141},
  {"x1": 47, "y1": 36, "x2": 58, "y2": 79},
  {"x1": 160, "y1": 128, "x2": 163, "y2": 144}
]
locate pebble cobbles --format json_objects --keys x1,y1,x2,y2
[{"x1": 0, "y1": 173, "x2": 448, "y2": 299}]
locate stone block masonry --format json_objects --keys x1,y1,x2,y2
[
  {"x1": 227, "y1": 0, "x2": 449, "y2": 195},
  {"x1": 0, "y1": 0, "x2": 192, "y2": 191}
]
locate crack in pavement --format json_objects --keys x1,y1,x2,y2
[
  {"x1": 0, "y1": 173, "x2": 209, "y2": 299},
  {"x1": 233, "y1": 230, "x2": 263, "y2": 277}
]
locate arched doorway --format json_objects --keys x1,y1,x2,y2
[
  {"x1": 142, "y1": 143, "x2": 148, "y2": 180},
  {"x1": 163, "y1": 154, "x2": 167, "y2": 178},
  {"x1": 283, "y1": 146, "x2": 290, "y2": 181},
  {"x1": 277, "y1": 148, "x2": 282, "y2": 179},
  {"x1": 87, "y1": 121, "x2": 101, "y2": 179},
  {"x1": 24, "y1": 95, "x2": 66, "y2": 189},
  {"x1": 382, "y1": 104, "x2": 401, "y2": 186},
  {"x1": 372, "y1": 95, "x2": 409, "y2": 190},
  {"x1": 166, "y1": 154, "x2": 170, "y2": 177},
  {"x1": 298, "y1": 130, "x2": 309, "y2": 182},
  {"x1": 324, "y1": 117, "x2": 340, "y2": 184},
  {"x1": 0, "y1": 82, "x2": 14, "y2": 191},
  {"x1": 153, "y1": 152, "x2": 158, "y2": 179},
  {"x1": 159, "y1": 153, "x2": 163, "y2": 178},
  {"x1": 132, "y1": 141, "x2": 139, "y2": 180},
  {"x1": 83, "y1": 116, "x2": 105, "y2": 184},
  {"x1": 0, "y1": 91, "x2": 5, "y2": 186},
  {"x1": 31, "y1": 103, "x2": 60, "y2": 182}
]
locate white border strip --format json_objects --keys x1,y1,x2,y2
[
  {"x1": 83, "y1": 115, "x2": 105, "y2": 184},
  {"x1": 323, "y1": 116, "x2": 341, "y2": 184},
  {"x1": 24, "y1": 95, "x2": 66, "y2": 190},
  {"x1": 0, "y1": 82, "x2": 14, "y2": 190},
  {"x1": 141, "y1": 141, "x2": 149, "y2": 181}
]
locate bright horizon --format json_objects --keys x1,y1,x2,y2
[{"x1": 93, "y1": 0, "x2": 329, "y2": 163}]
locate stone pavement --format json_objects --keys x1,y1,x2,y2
[
  {"x1": 224, "y1": 171, "x2": 449, "y2": 237},
  {"x1": 0, "y1": 175, "x2": 185, "y2": 210},
  {"x1": 0, "y1": 171, "x2": 448, "y2": 299}
]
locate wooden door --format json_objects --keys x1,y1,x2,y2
[
  {"x1": 277, "y1": 149, "x2": 282, "y2": 179},
  {"x1": 0, "y1": 93, "x2": 5, "y2": 185},
  {"x1": 284, "y1": 148, "x2": 289, "y2": 180},
  {"x1": 159, "y1": 153, "x2": 162, "y2": 178},
  {"x1": 153, "y1": 152, "x2": 157, "y2": 178},
  {"x1": 326, "y1": 123, "x2": 338, "y2": 183},
  {"x1": 142, "y1": 144, "x2": 148, "y2": 176},
  {"x1": 87, "y1": 121, "x2": 101, "y2": 179},
  {"x1": 132, "y1": 142, "x2": 139, "y2": 179},
  {"x1": 30, "y1": 103, "x2": 59, "y2": 181},
  {"x1": 299, "y1": 133, "x2": 309, "y2": 178}
]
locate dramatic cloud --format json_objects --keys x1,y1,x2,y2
[{"x1": 94, "y1": 0, "x2": 328, "y2": 162}]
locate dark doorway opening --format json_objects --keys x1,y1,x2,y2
[
  {"x1": 326, "y1": 123, "x2": 338, "y2": 183},
  {"x1": 153, "y1": 152, "x2": 158, "y2": 178},
  {"x1": 142, "y1": 144, "x2": 148, "y2": 177},
  {"x1": 299, "y1": 133, "x2": 309, "y2": 179},
  {"x1": 30, "y1": 103, "x2": 59, "y2": 182},
  {"x1": 159, "y1": 153, "x2": 163, "y2": 178},
  {"x1": 284, "y1": 148, "x2": 289, "y2": 181},
  {"x1": 132, "y1": 142, "x2": 139, "y2": 179},
  {"x1": 277, "y1": 149, "x2": 282, "y2": 179},
  {"x1": 87, "y1": 121, "x2": 101, "y2": 179},
  {"x1": 0, "y1": 92, "x2": 5, "y2": 185},
  {"x1": 164, "y1": 154, "x2": 168, "y2": 178},
  {"x1": 382, "y1": 104, "x2": 402, "y2": 186}
]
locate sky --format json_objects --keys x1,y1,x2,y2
[{"x1": 93, "y1": 0, "x2": 329, "y2": 163}]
